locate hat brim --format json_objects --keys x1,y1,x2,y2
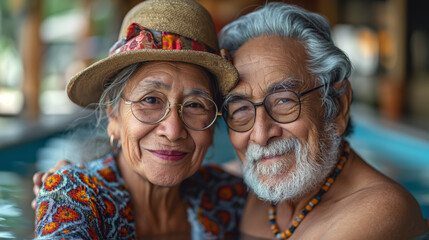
[{"x1": 67, "y1": 49, "x2": 238, "y2": 108}]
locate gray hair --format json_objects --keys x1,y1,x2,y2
[
  {"x1": 219, "y1": 2, "x2": 353, "y2": 135},
  {"x1": 75, "y1": 63, "x2": 143, "y2": 163},
  {"x1": 96, "y1": 62, "x2": 143, "y2": 124}
]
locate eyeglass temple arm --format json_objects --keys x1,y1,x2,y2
[{"x1": 298, "y1": 83, "x2": 328, "y2": 97}]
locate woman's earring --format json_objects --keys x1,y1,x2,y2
[{"x1": 110, "y1": 135, "x2": 121, "y2": 154}]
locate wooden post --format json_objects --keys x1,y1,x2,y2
[
  {"x1": 378, "y1": 0, "x2": 407, "y2": 120},
  {"x1": 21, "y1": 0, "x2": 43, "y2": 119}
]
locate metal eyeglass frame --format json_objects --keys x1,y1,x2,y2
[{"x1": 123, "y1": 92, "x2": 222, "y2": 131}]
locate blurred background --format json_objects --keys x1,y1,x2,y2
[{"x1": 0, "y1": 0, "x2": 428, "y2": 238}]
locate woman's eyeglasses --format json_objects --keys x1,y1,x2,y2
[{"x1": 123, "y1": 91, "x2": 220, "y2": 131}]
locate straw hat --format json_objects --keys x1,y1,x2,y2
[{"x1": 67, "y1": 0, "x2": 238, "y2": 108}]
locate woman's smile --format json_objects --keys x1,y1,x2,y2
[{"x1": 148, "y1": 149, "x2": 188, "y2": 161}]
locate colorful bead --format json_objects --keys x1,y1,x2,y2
[
  {"x1": 303, "y1": 208, "x2": 310, "y2": 215},
  {"x1": 311, "y1": 198, "x2": 319, "y2": 205},
  {"x1": 268, "y1": 142, "x2": 350, "y2": 239}
]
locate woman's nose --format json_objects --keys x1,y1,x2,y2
[{"x1": 155, "y1": 105, "x2": 188, "y2": 141}]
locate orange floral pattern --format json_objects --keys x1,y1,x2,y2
[
  {"x1": 79, "y1": 173, "x2": 98, "y2": 192},
  {"x1": 52, "y1": 206, "x2": 81, "y2": 223},
  {"x1": 102, "y1": 197, "x2": 116, "y2": 216},
  {"x1": 97, "y1": 166, "x2": 117, "y2": 182},
  {"x1": 234, "y1": 182, "x2": 246, "y2": 197},
  {"x1": 182, "y1": 164, "x2": 247, "y2": 239},
  {"x1": 35, "y1": 156, "x2": 135, "y2": 239},
  {"x1": 217, "y1": 210, "x2": 231, "y2": 226},
  {"x1": 43, "y1": 174, "x2": 63, "y2": 191},
  {"x1": 36, "y1": 201, "x2": 48, "y2": 224},
  {"x1": 218, "y1": 186, "x2": 234, "y2": 201},
  {"x1": 41, "y1": 222, "x2": 61, "y2": 236},
  {"x1": 201, "y1": 194, "x2": 215, "y2": 210},
  {"x1": 68, "y1": 185, "x2": 89, "y2": 204},
  {"x1": 198, "y1": 215, "x2": 220, "y2": 235},
  {"x1": 35, "y1": 156, "x2": 246, "y2": 240}
]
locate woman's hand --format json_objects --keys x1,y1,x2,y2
[{"x1": 31, "y1": 159, "x2": 71, "y2": 209}]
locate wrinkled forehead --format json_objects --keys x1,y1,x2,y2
[
  {"x1": 124, "y1": 62, "x2": 213, "y2": 96},
  {"x1": 226, "y1": 78, "x2": 306, "y2": 100},
  {"x1": 228, "y1": 36, "x2": 315, "y2": 99}
]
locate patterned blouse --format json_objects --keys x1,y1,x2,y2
[{"x1": 34, "y1": 155, "x2": 247, "y2": 239}]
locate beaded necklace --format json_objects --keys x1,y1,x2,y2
[{"x1": 268, "y1": 142, "x2": 350, "y2": 239}]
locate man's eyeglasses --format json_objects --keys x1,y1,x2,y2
[
  {"x1": 123, "y1": 91, "x2": 220, "y2": 131},
  {"x1": 221, "y1": 84, "x2": 327, "y2": 132}
]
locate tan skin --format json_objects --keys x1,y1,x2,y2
[
  {"x1": 231, "y1": 35, "x2": 428, "y2": 240},
  {"x1": 35, "y1": 61, "x2": 216, "y2": 238}
]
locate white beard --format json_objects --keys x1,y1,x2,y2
[{"x1": 242, "y1": 123, "x2": 342, "y2": 203}]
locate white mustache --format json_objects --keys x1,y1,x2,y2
[
  {"x1": 245, "y1": 138, "x2": 300, "y2": 163},
  {"x1": 241, "y1": 122, "x2": 342, "y2": 203}
]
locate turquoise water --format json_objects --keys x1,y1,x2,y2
[{"x1": 0, "y1": 116, "x2": 428, "y2": 238}]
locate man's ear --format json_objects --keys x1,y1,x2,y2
[
  {"x1": 106, "y1": 105, "x2": 120, "y2": 138},
  {"x1": 334, "y1": 79, "x2": 352, "y2": 136}
]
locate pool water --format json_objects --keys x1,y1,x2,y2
[{"x1": 0, "y1": 170, "x2": 35, "y2": 239}]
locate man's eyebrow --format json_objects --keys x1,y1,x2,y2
[{"x1": 267, "y1": 78, "x2": 303, "y2": 92}]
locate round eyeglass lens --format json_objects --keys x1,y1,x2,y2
[
  {"x1": 224, "y1": 99, "x2": 256, "y2": 132},
  {"x1": 130, "y1": 91, "x2": 168, "y2": 124},
  {"x1": 182, "y1": 96, "x2": 218, "y2": 130},
  {"x1": 265, "y1": 90, "x2": 300, "y2": 123}
]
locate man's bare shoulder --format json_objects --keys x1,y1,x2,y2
[{"x1": 322, "y1": 154, "x2": 428, "y2": 239}]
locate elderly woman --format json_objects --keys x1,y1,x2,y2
[{"x1": 34, "y1": 0, "x2": 246, "y2": 239}]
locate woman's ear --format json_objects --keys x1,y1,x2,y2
[
  {"x1": 334, "y1": 79, "x2": 352, "y2": 136},
  {"x1": 107, "y1": 105, "x2": 120, "y2": 138}
]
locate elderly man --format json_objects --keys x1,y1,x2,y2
[{"x1": 219, "y1": 2, "x2": 428, "y2": 239}]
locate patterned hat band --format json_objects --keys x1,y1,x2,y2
[{"x1": 109, "y1": 22, "x2": 218, "y2": 56}]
